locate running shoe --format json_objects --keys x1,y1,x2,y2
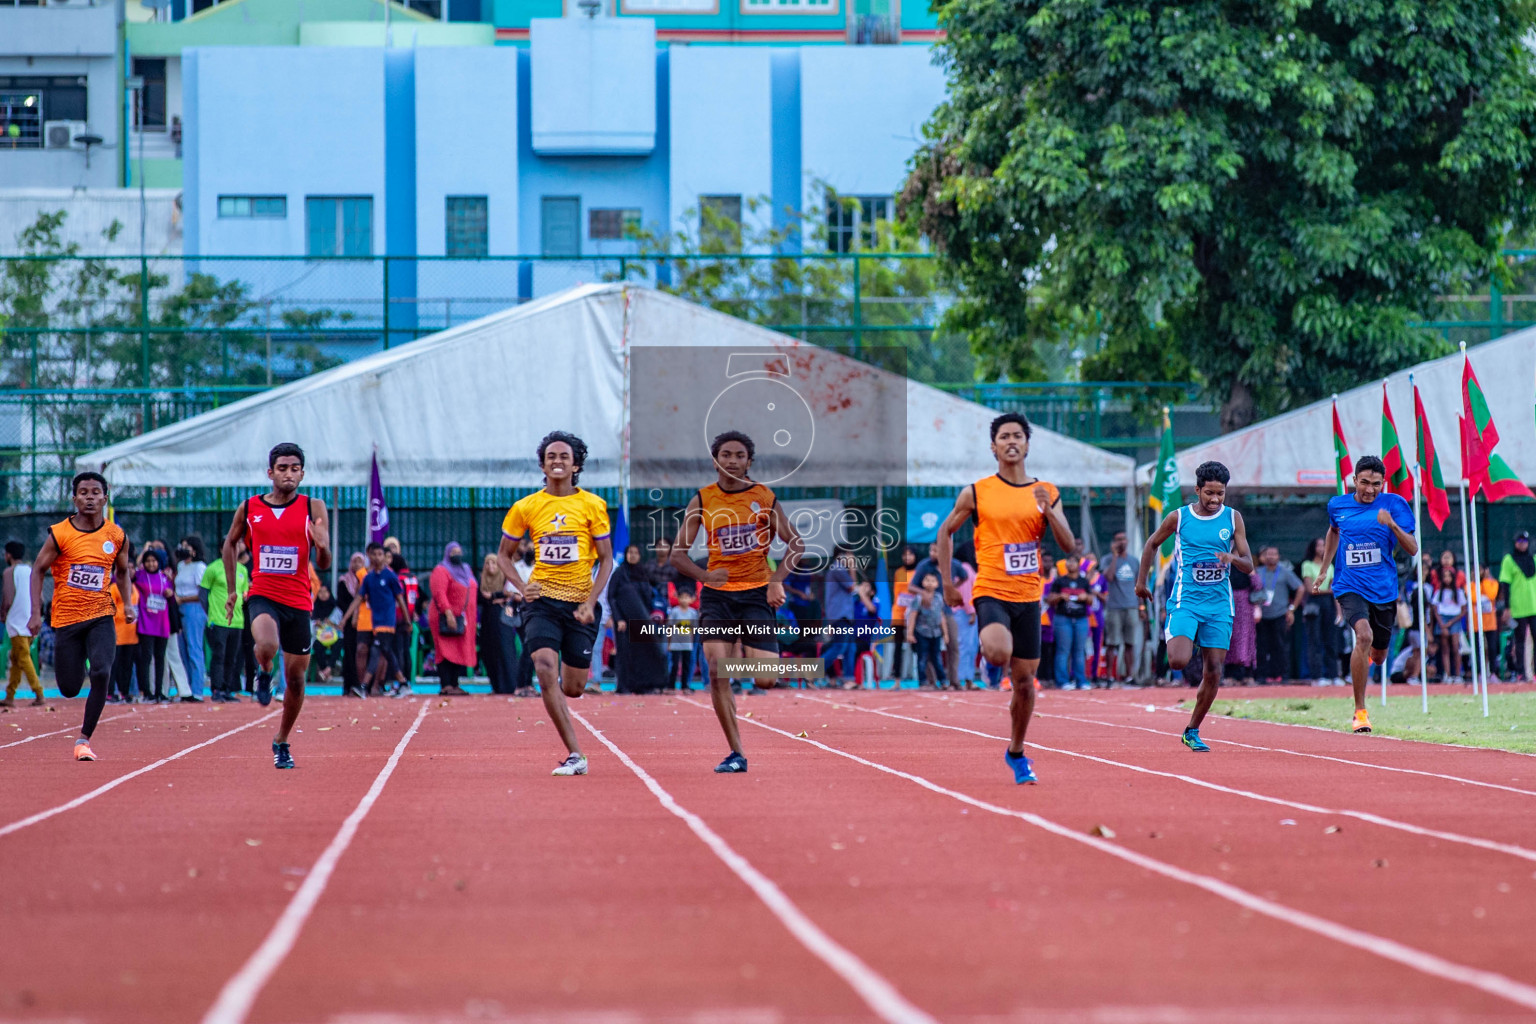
[
  {"x1": 1004, "y1": 748, "x2": 1037, "y2": 785},
  {"x1": 1181, "y1": 727, "x2": 1210, "y2": 752},
  {"x1": 273, "y1": 741, "x2": 295, "y2": 769},
  {"x1": 256, "y1": 670, "x2": 273, "y2": 707},
  {"x1": 552, "y1": 753, "x2": 588, "y2": 776},
  {"x1": 73, "y1": 738, "x2": 96, "y2": 762},
  {"x1": 1351, "y1": 709, "x2": 1372, "y2": 734},
  {"x1": 715, "y1": 751, "x2": 748, "y2": 774}
]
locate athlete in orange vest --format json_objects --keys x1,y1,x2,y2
[
  {"x1": 670, "y1": 430, "x2": 805, "y2": 774},
  {"x1": 219, "y1": 442, "x2": 332, "y2": 770},
  {"x1": 936, "y1": 412, "x2": 1075, "y2": 784},
  {"x1": 28, "y1": 471, "x2": 135, "y2": 761}
]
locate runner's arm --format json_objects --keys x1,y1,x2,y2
[
  {"x1": 768, "y1": 502, "x2": 805, "y2": 585},
  {"x1": 935, "y1": 487, "x2": 974, "y2": 608},
  {"x1": 1315, "y1": 526, "x2": 1340, "y2": 593},
  {"x1": 1381, "y1": 509, "x2": 1419, "y2": 557},
  {"x1": 668, "y1": 495, "x2": 711, "y2": 585},
  {"x1": 1134, "y1": 512, "x2": 1178, "y2": 599},
  {"x1": 496, "y1": 533, "x2": 527, "y2": 598},
  {"x1": 308, "y1": 497, "x2": 332, "y2": 572},
  {"x1": 26, "y1": 536, "x2": 57, "y2": 635},
  {"x1": 1041, "y1": 490, "x2": 1076, "y2": 554},
  {"x1": 1223, "y1": 511, "x2": 1255, "y2": 574},
  {"x1": 115, "y1": 542, "x2": 137, "y2": 623},
  {"x1": 581, "y1": 537, "x2": 615, "y2": 622},
  {"x1": 220, "y1": 501, "x2": 247, "y2": 610}
]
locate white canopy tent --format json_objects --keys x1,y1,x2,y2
[
  {"x1": 1136, "y1": 329, "x2": 1536, "y2": 490},
  {"x1": 82, "y1": 284, "x2": 1136, "y2": 496}
]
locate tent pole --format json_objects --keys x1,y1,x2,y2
[
  {"x1": 1470, "y1": 488, "x2": 1489, "y2": 717},
  {"x1": 1413, "y1": 454, "x2": 1427, "y2": 714},
  {"x1": 330, "y1": 485, "x2": 339, "y2": 594},
  {"x1": 1457, "y1": 479, "x2": 1474, "y2": 698}
]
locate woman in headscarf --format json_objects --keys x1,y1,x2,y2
[
  {"x1": 335, "y1": 552, "x2": 366, "y2": 697},
  {"x1": 478, "y1": 553, "x2": 511, "y2": 694},
  {"x1": 1499, "y1": 531, "x2": 1536, "y2": 681},
  {"x1": 429, "y1": 542, "x2": 477, "y2": 696},
  {"x1": 609, "y1": 543, "x2": 667, "y2": 693}
]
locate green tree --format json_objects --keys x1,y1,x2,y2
[{"x1": 903, "y1": 0, "x2": 1536, "y2": 429}]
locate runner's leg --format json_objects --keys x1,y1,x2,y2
[
  {"x1": 1349, "y1": 620, "x2": 1373, "y2": 711},
  {"x1": 275, "y1": 654, "x2": 308, "y2": 744},
  {"x1": 1186, "y1": 645, "x2": 1226, "y2": 731},
  {"x1": 1006, "y1": 657, "x2": 1039, "y2": 753},
  {"x1": 534, "y1": 650, "x2": 581, "y2": 756}
]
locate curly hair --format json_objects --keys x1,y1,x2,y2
[{"x1": 537, "y1": 431, "x2": 588, "y2": 484}]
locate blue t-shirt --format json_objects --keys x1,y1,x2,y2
[
  {"x1": 1328, "y1": 492, "x2": 1414, "y2": 604},
  {"x1": 361, "y1": 567, "x2": 403, "y2": 630}
]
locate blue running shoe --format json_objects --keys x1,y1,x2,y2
[
  {"x1": 1181, "y1": 728, "x2": 1210, "y2": 752},
  {"x1": 256, "y1": 670, "x2": 273, "y2": 707},
  {"x1": 1004, "y1": 748, "x2": 1037, "y2": 784},
  {"x1": 273, "y1": 741, "x2": 294, "y2": 769},
  {"x1": 715, "y1": 751, "x2": 748, "y2": 774}
]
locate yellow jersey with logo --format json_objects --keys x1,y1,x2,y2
[
  {"x1": 49, "y1": 517, "x2": 126, "y2": 628},
  {"x1": 501, "y1": 488, "x2": 611, "y2": 602},
  {"x1": 698, "y1": 482, "x2": 776, "y2": 592}
]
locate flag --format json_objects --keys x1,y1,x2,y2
[
  {"x1": 1413, "y1": 384, "x2": 1450, "y2": 529},
  {"x1": 1148, "y1": 407, "x2": 1181, "y2": 557},
  {"x1": 1332, "y1": 398, "x2": 1352, "y2": 495},
  {"x1": 1460, "y1": 352, "x2": 1534, "y2": 502},
  {"x1": 1484, "y1": 452, "x2": 1535, "y2": 502},
  {"x1": 1462, "y1": 355, "x2": 1501, "y2": 454},
  {"x1": 1459, "y1": 414, "x2": 1488, "y2": 495},
  {"x1": 367, "y1": 450, "x2": 390, "y2": 545},
  {"x1": 1381, "y1": 384, "x2": 1412, "y2": 501}
]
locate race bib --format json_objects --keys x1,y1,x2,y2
[
  {"x1": 1191, "y1": 561, "x2": 1227, "y2": 585},
  {"x1": 538, "y1": 534, "x2": 579, "y2": 565},
  {"x1": 145, "y1": 593, "x2": 167, "y2": 614},
  {"x1": 66, "y1": 564, "x2": 107, "y2": 591},
  {"x1": 1003, "y1": 542, "x2": 1039, "y2": 576},
  {"x1": 258, "y1": 545, "x2": 300, "y2": 575},
  {"x1": 1344, "y1": 545, "x2": 1382, "y2": 567},
  {"x1": 895, "y1": 592, "x2": 917, "y2": 609},
  {"x1": 717, "y1": 523, "x2": 760, "y2": 555}
]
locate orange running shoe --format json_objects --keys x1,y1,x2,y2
[
  {"x1": 73, "y1": 739, "x2": 96, "y2": 761},
  {"x1": 1351, "y1": 709, "x2": 1372, "y2": 734},
  {"x1": 1000, "y1": 678, "x2": 1012, "y2": 691}
]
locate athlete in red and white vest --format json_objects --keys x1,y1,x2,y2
[{"x1": 219, "y1": 442, "x2": 332, "y2": 770}]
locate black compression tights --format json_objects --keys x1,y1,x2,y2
[{"x1": 55, "y1": 616, "x2": 117, "y2": 739}]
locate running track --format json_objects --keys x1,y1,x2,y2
[{"x1": 2, "y1": 688, "x2": 1534, "y2": 1023}]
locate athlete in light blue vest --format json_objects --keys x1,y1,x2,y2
[{"x1": 1136, "y1": 461, "x2": 1253, "y2": 752}]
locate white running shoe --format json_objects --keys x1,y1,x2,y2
[{"x1": 552, "y1": 753, "x2": 588, "y2": 776}]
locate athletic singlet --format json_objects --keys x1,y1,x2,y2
[
  {"x1": 971, "y1": 475, "x2": 1060, "y2": 604},
  {"x1": 1170, "y1": 504, "x2": 1235, "y2": 615},
  {"x1": 244, "y1": 493, "x2": 315, "y2": 612},
  {"x1": 698, "y1": 482, "x2": 776, "y2": 591},
  {"x1": 501, "y1": 488, "x2": 611, "y2": 603},
  {"x1": 48, "y1": 516, "x2": 125, "y2": 628}
]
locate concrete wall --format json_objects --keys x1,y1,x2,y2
[{"x1": 668, "y1": 45, "x2": 773, "y2": 243}]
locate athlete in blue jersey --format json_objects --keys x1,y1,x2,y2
[
  {"x1": 1136, "y1": 461, "x2": 1253, "y2": 752},
  {"x1": 1314, "y1": 455, "x2": 1418, "y2": 734}
]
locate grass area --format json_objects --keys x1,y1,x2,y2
[{"x1": 1195, "y1": 692, "x2": 1536, "y2": 754}]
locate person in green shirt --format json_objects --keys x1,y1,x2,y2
[
  {"x1": 201, "y1": 553, "x2": 250, "y2": 702},
  {"x1": 1498, "y1": 530, "x2": 1536, "y2": 682}
]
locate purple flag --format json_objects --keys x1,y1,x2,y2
[{"x1": 368, "y1": 450, "x2": 390, "y2": 545}]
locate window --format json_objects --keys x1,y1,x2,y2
[
  {"x1": 0, "y1": 77, "x2": 88, "y2": 150},
  {"x1": 219, "y1": 196, "x2": 287, "y2": 218},
  {"x1": 132, "y1": 58, "x2": 166, "y2": 130},
  {"x1": 826, "y1": 192, "x2": 891, "y2": 253},
  {"x1": 741, "y1": 0, "x2": 834, "y2": 12},
  {"x1": 305, "y1": 196, "x2": 372, "y2": 257},
  {"x1": 698, "y1": 195, "x2": 742, "y2": 250},
  {"x1": 589, "y1": 208, "x2": 641, "y2": 241},
  {"x1": 445, "y1": 196, "x2": 489, "y2": 257},
  {"x1": 541, "y1": 196, "x2": 580, "y2": 257}
]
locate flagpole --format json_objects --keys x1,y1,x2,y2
[
  {"x1": 1469, "y1": 487, "x2": 1490, "y2": 717},
  {"x1": 1410, "y1": 375, "x2": 1427, "y2": 713},
  {"x1": 1456, "y1": 477, "x2": 1474, "y2": 692}
]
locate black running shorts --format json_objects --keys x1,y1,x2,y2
[
  {"x1": 1336, "y1": 592, "x2": 1397, "y2": 652},
  {"x1": 974, "y1": 596, "x2": 1042, "y2": 660},
  {"x1": 53, "y1": 614, "x2": 116, "y2": 698},
  {"x1": 698, "y1": 585, "x2": 779, "y2": 653},
  {"x1": 246, "y1": 595, "x2": 314, "y2": 656},
  {"x1": 522, "y1": 596, "x2": 602, "y2": 670}
]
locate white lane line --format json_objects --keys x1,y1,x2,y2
[
  {"x1": 571, "y1": 709, "x2": 938, "y2": 1024},
  {"x1": 711, "y1": 699, "x2": 1536, "y2": 1014},
  {"x1": 912, "y1": 693, "x2": 1536, "y2": 799},
  {"x1": 201, "y1": 699, "x2": 430, "y2": 1024},
  {"x1": 796, "y1": 694, "x2": 1536, "y2": 865},
  {"x1": 0, "y1": 710, "x2": 282, "y2": 839},
  {"x1": 0, "y1": 711, "x2": 134, "y2": 751}
]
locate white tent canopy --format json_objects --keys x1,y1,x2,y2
[
  {"x1": 1136, "y1": 329, "x2": 1536, "y2": 490},
  {"x1": 82, "y1": 284, "x2": 1135, "y2": 491}
]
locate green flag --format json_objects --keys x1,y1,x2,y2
[{"x1": 1148, "y1": 407, "x2": 1180, "y2": 557}]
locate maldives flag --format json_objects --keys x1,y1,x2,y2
[
  {"x1": 1459, "y1": 413, "x2": 1489, "y2": 496},
  {"x1": 1332, "y1": 398, "x2": 1352, "y2": 495},
  {"x1": 1462, "y1": 356, "x2": 1501, "y2": 454},
  {"x1": 1381, "y1": 384, "x2": 1412, "y2": 501},
  {"x1": 1414, "y1": 385, "x2": 1450, "y2": 529},
  {"x1": 1460, "y1": 353, "x2": 1533, "y2": 501}
]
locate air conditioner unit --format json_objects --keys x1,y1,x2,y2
[{"x1": 44, "y1": 120, "x2": 89, "y2": 150}]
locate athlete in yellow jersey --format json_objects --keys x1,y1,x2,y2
[
  {"x1": 28, "y1": 472, "x2": 135, "y2": 761},
  {"x1": 671, "y1": 431, "x2": 804, "y2": 774},
  {"x1": 936, "y1": 413, "x2": 1074, "y2": 784},
  {"x1": 497, "y1": 431, "x2": 614, "y2": 777}
]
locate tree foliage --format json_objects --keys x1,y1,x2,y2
[{"x1": 903, "y1": 0, "x2": 1536, "y2": 429}]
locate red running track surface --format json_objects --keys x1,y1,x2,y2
[{"x1": 1, "y1": 688, "x2": 1534, "y2": 1024}]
